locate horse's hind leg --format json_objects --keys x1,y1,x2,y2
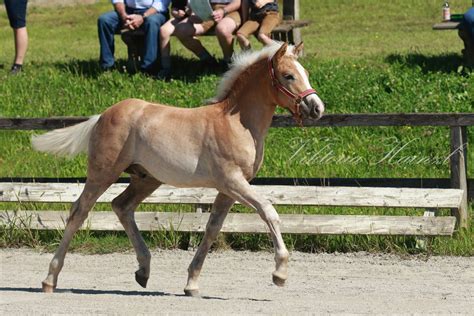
[
  {"x1": 41, "y1": 178, "x2": 119, "y2": 293},
  {"x1": 111, "y1": 174, "x2": 161, "y2": 288},
  {"x1": 184, "y1": 192, "x2": 235, "y2": 296}
]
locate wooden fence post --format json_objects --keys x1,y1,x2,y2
[
  {"x1": 450, "y1": 126, "x2": 469, "y2": 228},
  {"x1": 283, "y1": 0, "x2": 301, "y2": 44}
]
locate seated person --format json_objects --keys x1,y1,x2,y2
[
  {"x1": 460, "y1": 6, "x2": 474, "y2": 66},
  {"x1": 170, "y1": 0, "x2": 241, "y2": 74},
  {"x1": 98, "y1": 0, "x2": 171, "y2": 75},
  {"x1": 157, "y1": 0, "x2": 189, "y2": 79},
  {"x1": 237, "y1": 0, "x2": 280, "y2": 50}
]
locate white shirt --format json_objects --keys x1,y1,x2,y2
[{"x1": 112, "y1": 0, "x2": 171, "y2": 13}]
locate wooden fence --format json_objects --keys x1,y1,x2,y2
[{"x1": 0, "y1": 113, "x2": 472, "y2": 233}]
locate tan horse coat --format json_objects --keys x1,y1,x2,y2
[{"x1": 32, "y1": 42, "x2": 325, "y2": 296}]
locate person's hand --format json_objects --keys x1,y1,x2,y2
[
  {"x1": 212, "y1": 8, "x2": 225, "y2": 22},
  {"x1": 254, "y1": 0, "x2": 273, "y2": 9},
  {"x1": 124, "y1": 14, "x2": 144, "y2": 30},
  {"x1": 172, "y1": 9, "x2": 186, "y2": 19}
]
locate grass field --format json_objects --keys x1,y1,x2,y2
[{"x1": 0, "y1": 0, "x2": 473, "y2": 255}]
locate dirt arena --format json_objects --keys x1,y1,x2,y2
[{"x1": 1, "y1": 248, "x2": 473, "y2": 314}]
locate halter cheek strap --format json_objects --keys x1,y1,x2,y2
[{"x1": 268, "y1": 58, "x2": 316, "y2": 124}]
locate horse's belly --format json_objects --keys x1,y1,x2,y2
[{"x1": 136, "y1": 150, "x2": 213, "y2": 188}]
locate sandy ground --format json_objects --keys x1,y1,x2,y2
[{"x1": 1, "y1": 248, "x2": 473, "y2": 315}]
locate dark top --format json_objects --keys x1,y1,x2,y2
[
  {"x1": 172, "y1": 0, "x2": 187, "y2": 11},
  {"x1": 250, "y1": 0, "x2": 278, "y2": 13}
]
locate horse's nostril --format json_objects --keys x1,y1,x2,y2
[{"x1": 311, "y1": 105, "x2": 320, "y2": 118}]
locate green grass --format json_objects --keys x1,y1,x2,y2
[{"x1": 0, "y1": 0, "x2": 472, "y2": 255}]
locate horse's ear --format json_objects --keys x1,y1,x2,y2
[
  {"x1": 293, "y1": 42, "x2": 304, "y2": 57},
  {"x1": 274, "y1": 42, "x2": 288, "y2": 61}
]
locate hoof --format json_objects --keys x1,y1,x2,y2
[
  {"x1": 135, "y1": 271, "x2": 149, "y2": 288},
  {"x1": 42, "y1": 282, "x2": 55, "y2": 293},
  {"x1": 272, "y1": 273, "x2": 287, "y2": 287},
  {"x1": 184, "y1": 288, "x2": 200, "y2": 297}
]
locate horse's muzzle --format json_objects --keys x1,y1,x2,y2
[{"x1": 300, "y1": 94, "x2": 325, "y2": 120}]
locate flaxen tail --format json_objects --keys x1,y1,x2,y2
[{"x1": 31, "y1": 115, "x2": 101, "y2": 158}]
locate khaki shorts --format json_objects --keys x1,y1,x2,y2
[
  {"x1": 198, "y1": 4, "x2": 241, "y2": 33},
  {"x1": 237, "y1": 11, "x2": 280, "y2": 37}
]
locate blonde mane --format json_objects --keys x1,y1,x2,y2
[{"x1": 207, "y1": 42, "x2": 295, "y2": 104}]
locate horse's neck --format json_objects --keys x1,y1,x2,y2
[{"x1": 224, "y1": 59, "x2": 276, "y2": 139}]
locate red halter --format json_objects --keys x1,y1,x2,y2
[{"x1": 268, "y1": 57, "x2": 316, "y2": 125}]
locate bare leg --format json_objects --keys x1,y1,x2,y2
[
  {"x1": 257, "y1": 33, "x2": 273, "y2": 46},
  {"x1": 174, "y1": 21, "x2": 209, "y2": 58},
  {"x1": 111, "y1": 175, "x2": 161, "y2": 288},
  {"x1": 236, "y1": 33, "x2": 251, "y2": 50},
  {"x1": 184, "y1": 193, "x2": 235, "y2": 296},
  {"x1": 42, "y1": 180, "x2": 117, "y2": 292},
  {"x1": 215, "y1": 17, "x2": 237, "y2": 61},
  {"x1": 13, "y1": 27, "x2": 28, "y2": 65},
  {"x1": 223, "y1": 177, "x2": 289, "y2": 287}
]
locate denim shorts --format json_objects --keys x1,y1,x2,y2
[{"x1": 5, "y1": 0, "x2": 28, "y2": 29}]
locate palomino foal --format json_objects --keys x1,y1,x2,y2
[{"x1": 33, "y1": 42, "x2": 324, "y2": 296}]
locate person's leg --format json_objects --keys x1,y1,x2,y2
[
  {"x1": 157, "y1": 17, "x2": 182, "y2": 78},
  {"x1": 13, "y1": 27, "x2": 28, "y2": 66},
  {"x1": 174, "y1": 15, "x2": 214, "y2": 60},
  {"x1": 5, "y1": 0, "x2": 28, "y2": 73},
  {"x1": 257, "y1": 12, "x2": 280, "y2": 46},
  {"x1": 215, "y1": 16, "x2": 239, "y2": 63},
  {"x1": 236, "y1": 20, "x2": 259, "y2": 50},
  {"x1": 463, "y1": 7, "x2": 474, "y2": 38},
  {"x1": 461, "y1": 7, "x2": 474, "y2": 66},
  {"x1": 141, "y1": 12, "x2": 168, "y2": 73},
  {"x1": 97, "y1": 11, "x2": 122, "y2": 69}
]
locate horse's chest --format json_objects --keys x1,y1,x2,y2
[{"x1": 234, "y1": 140, "x2": 264, "y2": 179}]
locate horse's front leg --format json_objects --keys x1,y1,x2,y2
[
  {"x1": 184, "y1": 192, "x2": 235, "y2": 296},
  {"x1": 224, "y1": 177, "x2": 289, "y2": 287}
]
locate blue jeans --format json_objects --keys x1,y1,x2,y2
[
  {"x1": 98, "y1": 8, "x2": 168, "y2": 71},
  {"x1": 463, "y1": 7, "x2": 474, "y2": 39}
]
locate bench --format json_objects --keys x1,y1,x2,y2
[
  {"x1": 121, "y1": 0, "x2": 310, "y2": 71},
  {"x1": 0, "y1": 182, "x2": 464, "y2": 236},
  {"x1": 432, "y1": 20, "x2": 474, "y2": 66}
]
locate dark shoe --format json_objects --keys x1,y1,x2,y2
[
  {"x1": 10, "y1": 64, "x2": 22, "y2": 75},
  {"x1": 155, "y1": 68, "x2": 171, "y2": 81},
  {"x1": 140, "y1": 67, "x2": 156, "y2": 77},
  {"x1": 201, "y1": 57, "x2": 220, "y2": 71},
  {"x1": 221, "y1": 60, "x2": 232, "y2": 72},
  {"x1": 101, "y1": 65, "x2": 114, "y2": 72}
]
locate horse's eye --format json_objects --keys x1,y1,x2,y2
[{"x1": 283, "y1": 74, "x2": 295, "y2": 81}]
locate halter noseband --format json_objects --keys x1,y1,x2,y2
[{"x1": 268, "y1": 57, "x2": 316, "y2": 125}]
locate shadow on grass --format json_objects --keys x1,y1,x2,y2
[
  {"x1": 385, "y1": 53, "x2": 468, "y2": 74},
  {"x1": 52, "y1": 56, "x2": 224, "y2": 82}
]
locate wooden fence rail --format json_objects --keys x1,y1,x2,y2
[
  {"x1": 1, "y1": 113, "x2": 474, "y2": 129},
  {"x1": 0, "y1": 184, "x2": 463, "y2": 235},
  {"x1": 1, "y1": 113, "x2": 472, "y2": 230}
]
